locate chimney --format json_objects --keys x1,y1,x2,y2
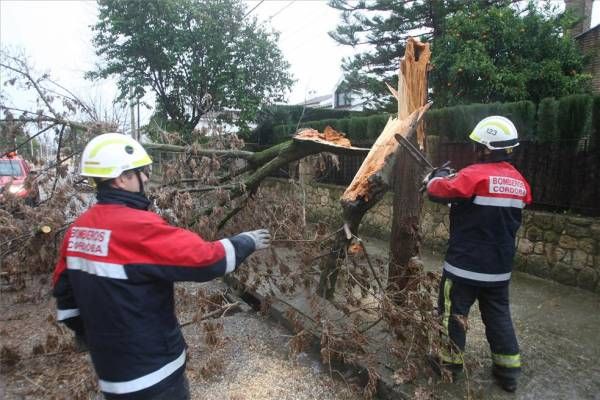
[{"x1": 565, "y1": 0, "x2": 593, "y2": 36}]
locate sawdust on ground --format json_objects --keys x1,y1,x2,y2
[{"x1": 294, "y1": 126, "x2": 352, "y2": 148}]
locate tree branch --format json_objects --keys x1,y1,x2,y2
[{"x1": 0, "y1": 61, "x2": 60, "y2": 119}]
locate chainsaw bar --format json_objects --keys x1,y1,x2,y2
[{"x1": 394, "y1": 133, "x2": 435, "y2": 169}]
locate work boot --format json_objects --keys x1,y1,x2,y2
[
  {"x1": 427, "y1": 354, "x2": 463, "y2": 382},
  {"x1": 492, "y1": 365, "x2": 518, "y2": 392}
]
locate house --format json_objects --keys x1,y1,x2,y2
[
  {"x1": 575, "y1": 25, "x2": 600, "y2": 93},
  {"x1": 295, "y1": 78, "x2": 365, "y2": 111}
]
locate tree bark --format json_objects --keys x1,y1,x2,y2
[
  {"x1": 388, "y1": 38, "x2": 431, "y2": 292},
  {"x1": 318, "y1": 104, "x2": 431, "y2": 299},
  {"x1": 388, "y1": 146, "x2": 425, "y2": 291}
]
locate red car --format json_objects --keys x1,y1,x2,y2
[{"x1": 0, "y1": 153, "x2": 39, "y2": 204}]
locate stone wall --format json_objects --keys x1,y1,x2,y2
[
  {"x1": 421, "y1": 201, "x2": 600, "y2": 294},
  {"x1": 263, "y1": 178, "x2": 600, "y2": 293},
  {"x1": 261, "y1": 178, "x2": 394, "y2": 239}
]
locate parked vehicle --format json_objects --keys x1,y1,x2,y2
[{"x1": 0, "y1": 153, "x2": 39, "y2": 204}]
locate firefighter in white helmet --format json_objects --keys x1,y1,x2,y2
[
  {"x1": 424, "y1": 116, "x2": 531, "y2": 392},
  {"x1": 53, "y1": 133, "x2": 271, "y2": 399}
]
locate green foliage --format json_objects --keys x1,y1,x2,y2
[
  {"x1": 272, "y1": 124, "x2": 296, "y2": 144},
  {"x1": 348, "y1": 117, "x2": 370, "y2": 141},
  {"x1": 366, "y1": 114, "x2": 389, "y2": 139},
  {"x1": 305, "y1": 120, "x2": 326, "y2": 132},
  {"x1": 89, "y1": 0, "x2": 292, "y2": 141},
  {"x1": 425, "y1": 100, "x2": 536, "y2": 142},
  {"x1": 425, "y1": 105, "x2": 476, "y2": 141},
  {"x1": 321, "y1": 119, "x2": 340, "y2": 130},
  {"x1": 498, "y1": 101, "x2": 537, "y2": 139},
  {"x1": 536, "y1": 98, "x2": 559, "y2": 142},
  {"x1": 329, "y1": 0, "x2": 465, "y2": 109},
  {"x1": 271, "y1": 113, "x2": 386, "y2": 145},
  {"x1": 431, "y1": 2, "x2": 590, "y2": 106},
  {"x1": 557, "y1": 94, "x2": 593, "y2": 144},
  {"x1": 331, "y1": 1, "x2": 590, "y2": 109},
  {"x1": 336, "y1": 118, "x2": 350, "y2": 135}
]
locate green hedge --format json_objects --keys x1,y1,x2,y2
[
  {"x1": 272, "y1": 113, "x2": 391, "y2": 144},
  {"x1": 537, "y1": 98, "x2": 559, "y2": 142},
  {"x1": 557, "y1": 94, "x2": 593, "y2": 143},
  {"x1": 348, "y1": 116, "x2": 369, "y2": 141},
  {"x1": 250, "y1": 104, "x2": 372, "y2": 145},
  {"x1": 424, "y1": 100, "x2": 536, "y2": 141},
  {"x1": 271, "y1": 94, "x2": 595, "y2": 145},
  {"x1": 367, "y1": 114, "x2": 389, "y2": 139}
]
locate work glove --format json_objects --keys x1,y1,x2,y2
[
  {"x1": 241, "y1": 229, "x2": 271, "y2": 251},
  {"x1": 421, "y1": 165, "x2": 455, "y2": 192}
]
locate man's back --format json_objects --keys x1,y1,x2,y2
[
  {"x1": 53, "y1": 202, "x2": 254, "y2": 398},
  {"x1": 428, "y1": 161, "x2": 532, "y2": 286}
]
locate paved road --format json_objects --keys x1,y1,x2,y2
[{"x1": 366, "y1": 238, "x2": 600, "y2": 399}]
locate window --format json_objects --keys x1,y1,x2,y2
[
  {"x1": 335, "y1": 92, "x2": 351, "y2": 107},
  {"x1": 0, "y1": 160, "x2": 23, "y2": 176}
]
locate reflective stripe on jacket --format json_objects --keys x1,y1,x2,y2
[
  {"x1": 52, "y1": 203, "x2": 255, "y2": 399},
  {"x1": 427, "y1": 161, "x2": 532, "y2": 286}
]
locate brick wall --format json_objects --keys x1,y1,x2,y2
[{"x1": 576, "y1": 25, "x2": 600, "y2": 93}]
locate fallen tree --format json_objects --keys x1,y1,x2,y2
[
  {"x1": 144, "y1": 126, "x2": 370, "y2": 229},
  {"x1": 1, "y1": 43, "x2": 448, "y2": 399}
]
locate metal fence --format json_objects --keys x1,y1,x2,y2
[
  {"x1": 149, "y1": 141, "x2": 599, "y2": 216},
  {"x1": 310, "y1": 139, "x2": 600, "y2": 216}
]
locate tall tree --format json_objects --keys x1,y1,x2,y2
[
  {"x1": 328, "y1": 0, "x2": 465, "y2": 110},
  {"x1": 88, "y1": 0, "x2": 293, "y2": 141},
  {"x1": 329, "y1": 0, "x2": 589, "y2": 108}
]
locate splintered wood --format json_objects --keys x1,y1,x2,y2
[
  {"x1": 342, "y1": 37, "x2": 431, "y2": 205},
  {"x1": 396, "y1": 37, "x2": 431, "y2": 148},
  {"x1": 294, "y1": 126, "x2": 352, "y2": 148},
  {"x1": 341, "y1": 105, "x2": 430, "y2": 204}
]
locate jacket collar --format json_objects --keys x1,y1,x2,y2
[{"x1": 96, "y1": 186, "x2": 151, "y2": 211}]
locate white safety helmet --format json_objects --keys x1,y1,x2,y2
[
  {"x1": 469, "y1": 116, "x2": 519, "y2": 150},
  {"x1": 80, "y1": 133, "x2": 152, "y2": 179}
]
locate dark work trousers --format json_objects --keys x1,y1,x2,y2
[
  {"x1": 103, "y1": 373, "x2": 190, "y2": 400},
  {"x1": 151, "y1": 373, "x2": 190, "y2": 400},
  {"x1": 437, "y1": 275, "x2": 521, "y2": 378}
]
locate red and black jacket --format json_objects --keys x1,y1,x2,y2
[
  {"x1": 52, "y1": 202, "x2": 255, "y2": 399},
  {"x1": 427, "y1": 161, "x2": 532, "y2": 287}
]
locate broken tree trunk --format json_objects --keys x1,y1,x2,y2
[
  {"x1": 389, "y1": 38, "x2": 431, "y2": 292},
  {"x1": 318, "y1": 103, "x2": 431, "y2": 299},
  {"x1": 318, "y1": 36, "x2": 431, "y2": 300}
]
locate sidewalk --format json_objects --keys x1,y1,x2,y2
[{"x1": 367, "y1": 238, "x2": 600, "y2": 399}]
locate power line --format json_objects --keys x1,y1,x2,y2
[
  {"x1": 243, "y1": 0, "x2": 264, "y2": 19},
  {"x1": 268, "y1": 1, "x2": 296, "y2": 21}
]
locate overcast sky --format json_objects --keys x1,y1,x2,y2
[
  {"x1": 0, "y1": 0, "x2": 360, "y2": 127},
  {"x1": 1, "y1": 0, "x2": 599, "y2": 129}
]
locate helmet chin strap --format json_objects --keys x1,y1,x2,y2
[{"x1": 135, "y1": 170, "x2": 145, "y2": 194}]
